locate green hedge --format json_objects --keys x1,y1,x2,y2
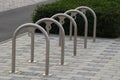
[{"x1": 32, "y1": 0, "x2": 120, "y2": 38}]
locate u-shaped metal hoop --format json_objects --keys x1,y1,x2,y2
[
  {"x1": 65, "y1": 9, "x2": 88, "y2": 48},
  {"x1": 76, "y1": 6, "x2": 97, "y2": 42},
  {"x1": 51, "y1": 13, "x2": 77, "y2": 56},
  {"x1": 11, "y1": 23, "x2": 50, "y2": 76},
  {"x1": 36, "y1": 18, "x2": 65, "y2": 65}
]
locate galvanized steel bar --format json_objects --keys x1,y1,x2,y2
[
  {"x1": 28, "y1": 27, "x2": 35, "y2": 63},
  {"x1": 65, "y1": 9, "x2": 88, "y2": 48},
  {"x1": 27, "y1": 27, "x2": 36, "y2": 63},
  {"x1": 58, "y1": 16, "x2": 65, "y2": 46},
  {"x1": 11, "y1": 23, "x2": 50, "y2": 76},
  {"x1": 76, "y1": 6, "x2": 97, "y2": 42},
  {"x1": 69, "y1": 21, "x2": 72, "y2": 40},
  {"x1": 35, "y1": 18, "x2": 65, "y2": 65},
  {"x1": 51, "y1": 13, "x2": 77, "y2": 56}
]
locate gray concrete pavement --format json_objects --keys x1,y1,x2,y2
[
  {"x1": 0, "y1": 33, "x2": 120, "y2": 80},
  {"x1": 0, "y1": 0, "x2": 47, "y2": 12},
  {"x1": 0, "y1": 0, "x2": 55, "y2": 42}
]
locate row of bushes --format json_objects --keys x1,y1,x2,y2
[{"x1": 32, "y1": 0, "x2": 120, "y2": 38}]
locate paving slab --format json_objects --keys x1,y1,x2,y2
[{"x1": 0, "y1": 33, "x2": 120, "y2": 80}]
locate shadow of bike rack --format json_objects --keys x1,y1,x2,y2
[
  {"x1": 35, "y1": 18, "x2": 65, "y2": 65},
  {"x1": 11, "y1": 23, "x2": 50, "y2": 76},
  {"x1": 65, "y1": 9, "x2": 88, "y2": 48},
  {"x1": 51, "y1": 13, "x2": 77, "y2": 56},
  {"x1": 76, "y1": 6, "x2": 97, "y2": 42}
]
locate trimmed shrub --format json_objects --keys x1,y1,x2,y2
[{"x1": 32, "y1": 0, "x2": 120, "y2": 38}]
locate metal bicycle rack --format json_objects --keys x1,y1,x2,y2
[
  {"x1": 65, "y1": 9, "x2": 88, "y2": 48},
  {"x1": 11, "y1": 23, "x2": 50, "y2": 76},
  {"x1": 35, "y1": 18, "x2": 65, "y2": 65},
  {"x1": 76, "y1": 6, "x2": 97, "y2": 42},
  {"x1": 51, "y1": 13, "x2": 77, "y2": 56},
  {"x1": 9, "y1": 5, "x2": 97, "y2": 77}
]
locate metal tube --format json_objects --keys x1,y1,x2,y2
[
  {"x1": 11, "y1": 23, "x2": 50, "y2": 76},
  {"x1": 46, "y1": 27, "x2": 50, "y2": 35},
  {"x1": 61, "y1": 28, "x2": 65, "y2": 65},
  {"x1": 93, "y1": 14, "x2": 97, "y2": 42},
  {"x1": 59, "y1": 29, "x2": 62, "y2": 46},
  {"x1": 45, "y1": 34, "x2": 50, "y2": 75},
  {"x1": 59, "y1": 17, "x2": 65, "y2": 46},
  {"x1": 51, "y1": 13, "x2": 77, "y2": 56},
  {"x1": 73, "y1": 20, "x2": 77, "y2": 56},
  {"x1": 31, "y1": 28, "x2": 35, "y2": 62},
  {"x1": 65, "y1": 10, "x2": 88, "y2": 49},
  {"x1": 76, "y1": 6, "x2": 97, "y2": 42},
  {"x1": 27, "y1": 27, "x2": 35, "y2": 62},
  {"x1": 36, "y1": 18, "x2": 65, "y2": 65},
  {"x1": 69, "y1": 21, "x2": 72, "y2": 40},
  {"x1": 11, "y1": 35, "x2": 16, "y2": 73}
]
